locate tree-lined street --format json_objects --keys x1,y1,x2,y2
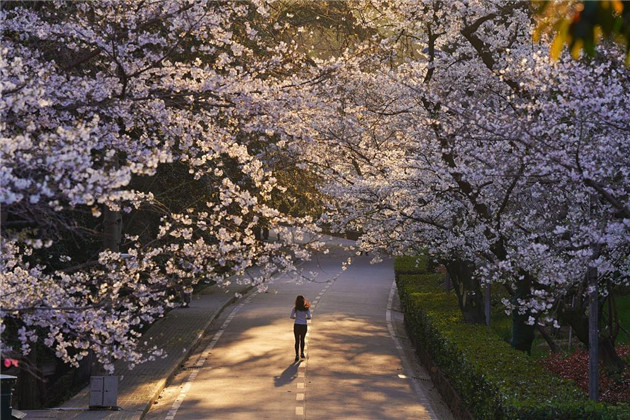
[
  {"x1": 3, "y1": 0, "x2": 630, "y2": 415},
  {"x1": 148, "y1": 239, "x2": 452, "y2": 419}
]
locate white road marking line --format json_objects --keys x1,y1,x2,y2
[
  {"x1": 293, "y1": 280, "x2": 333, "y2": 418},
  {"x1": 164, "y1": 291, "x2": 257, "y2": 420}
]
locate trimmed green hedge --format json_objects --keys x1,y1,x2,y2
[
  {"x1": 394, "y1": 255, "x2": 431, "y2": 274},
  {"x1": 396, "y1": 256, "x2": 627, "y2": 420}
]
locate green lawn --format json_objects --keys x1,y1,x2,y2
[{"x1": 616, "y1": 294, "x2": 630, "y2": 345}]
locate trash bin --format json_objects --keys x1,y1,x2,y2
[{"x1": 0, "y1": 374, "x2": 17, "y2": 420}]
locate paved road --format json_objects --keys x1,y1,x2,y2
[{"x1": 147, "y1": 243, "x2": 453, "y2": 419}]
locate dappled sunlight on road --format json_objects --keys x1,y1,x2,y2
[
  {"x1": 311, "y1": 317, "x2": 393, "y2": 371},
  {"x1": 175, "y1": 311, "x2": 434, "y2": 418},
  {"x1": 170, "y1": 317, "x2": 303, "y2": 418},
  {"x1": 146, "y1": 255, "x2": 442, "y2": 419},
  {"x1": 159, "y1": 309, "x2": 433, "y2": 419},
  {"x1": 307, "y1": 313, "x2": 432, "y2": 419},
  {"x1": 212, "y1": 322, "x2": 293, "y2": 366}
]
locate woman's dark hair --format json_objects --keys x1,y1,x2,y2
[{"x1": 295, "y1": 295, "x2": 310, "y2": 311}]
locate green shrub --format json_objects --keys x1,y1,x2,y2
[
  {"x1": 395, "y1": 259, "x2": 624, "y2": 420},
  {"x1": 394, "y1": 255, "x2": 431, "y2": 274}
]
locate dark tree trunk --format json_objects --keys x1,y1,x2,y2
[
  {"x1": 511, "y1": 310, "x2": 535, "y2": 354},
  {"x1": 537, "y1": 325, "x2": 561, "y2": 354},
  {"x1": 15, "y1": 348, "x2": 41, "y2": 409},
  {"x1": 510, "y1": 273, "x2": 535, "y2": 354},
  {"x1": 75, "y1": 351, "x2": 95, "y2": 384},
  {"x1": 446, "y1": 260, "x2": 485, "y2": 324},
  {"x1": 560, "y1": 293, "x2": 626, "y2": 374},
  {"x1": 599, "y1": 336, "x2": 626, "y2": 374},
  {"x1": 560, "y1": 298, "x2": 590, "y2": 346},
  {"x1": 0, "y1": 204, "x2": 7, "y2": 230},
  {"x1": 102, "y1": 207, "x2": 122, "y2": 252},
  {"x1": 102, "y1": 149, "x2": 122, "y2": 252},
  {"x1": 91, "y1": 199, "x2": 122, "y2": 377}
]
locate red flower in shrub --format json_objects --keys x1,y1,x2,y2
[{"x1": 3, "y1": 358, "x2": 19, "y2": 368}]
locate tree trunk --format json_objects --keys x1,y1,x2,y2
[
  {"x1": 89, "y1": 205, "x2": 122, "y2": 377},
  {"x1": 102, "y1": 148, "x2": 122, "y2": 252},
  {"x1": 16, "y1": 348, "x2": 41, "y2": 409},
  {"x1": 536, "y1": 325, "x2": 561, "y2": 354},
  {"x1": 510, "y1": 274, "x2": 535, "y2": 354},
  {"x1": 511, "y1": 310, "x2": 535, "y2": 354},
  {"x1": 599, "y1": 336, "x2": 626, "y2": 374},
  {"x1": 0, "y1": 204, "x2": 7, "y2": 230},
  {"x1": 102, "y1": 207, "x2": 122, "y2": 252},
  {"x1": 446, "y1": 260, "x2": 485, "y2": 324},
  {"x1": 560, "y1": 293, "x2": 626, "y2": 374}
]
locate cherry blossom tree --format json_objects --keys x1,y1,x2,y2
[
  {"x1": 3, "y1": 0, "x2": 629, "y2": 395},
  {"x1": 299, "y1": 0, "x2": 630, "y2": 365},
  {"x1": 1, "y1": 0, "x2": 322, "y2": 376}
]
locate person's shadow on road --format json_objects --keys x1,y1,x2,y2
[{"x1": 273, "y1": 361, "x2": 301, "y2": 387}]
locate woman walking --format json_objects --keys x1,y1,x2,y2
[{"x1": 290, "y1": 295, "x2": 311, "y2": 362}]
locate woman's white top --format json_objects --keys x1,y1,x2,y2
[{"x1": 290, "y1": 308, "x2": 312, "y2": 325}]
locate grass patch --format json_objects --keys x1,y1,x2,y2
[{"x1": 616, "y1": 295, "x2": 630, "y2": 345}]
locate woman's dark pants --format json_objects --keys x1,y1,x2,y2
[{"x1": 294, "y1": 324, "x2": 307, "y2": 355}]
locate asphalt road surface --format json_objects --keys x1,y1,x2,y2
[{"x1": 147, "y1": 240, "x2": 453, "y2": 419}]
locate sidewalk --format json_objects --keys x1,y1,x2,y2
[{"x1": 22, "y1": 282, "x2": 252, "y2": 419}]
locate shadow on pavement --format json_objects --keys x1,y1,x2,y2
[{"x1": 273, "y1": 361, "x2": 300, "y2": 387}]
